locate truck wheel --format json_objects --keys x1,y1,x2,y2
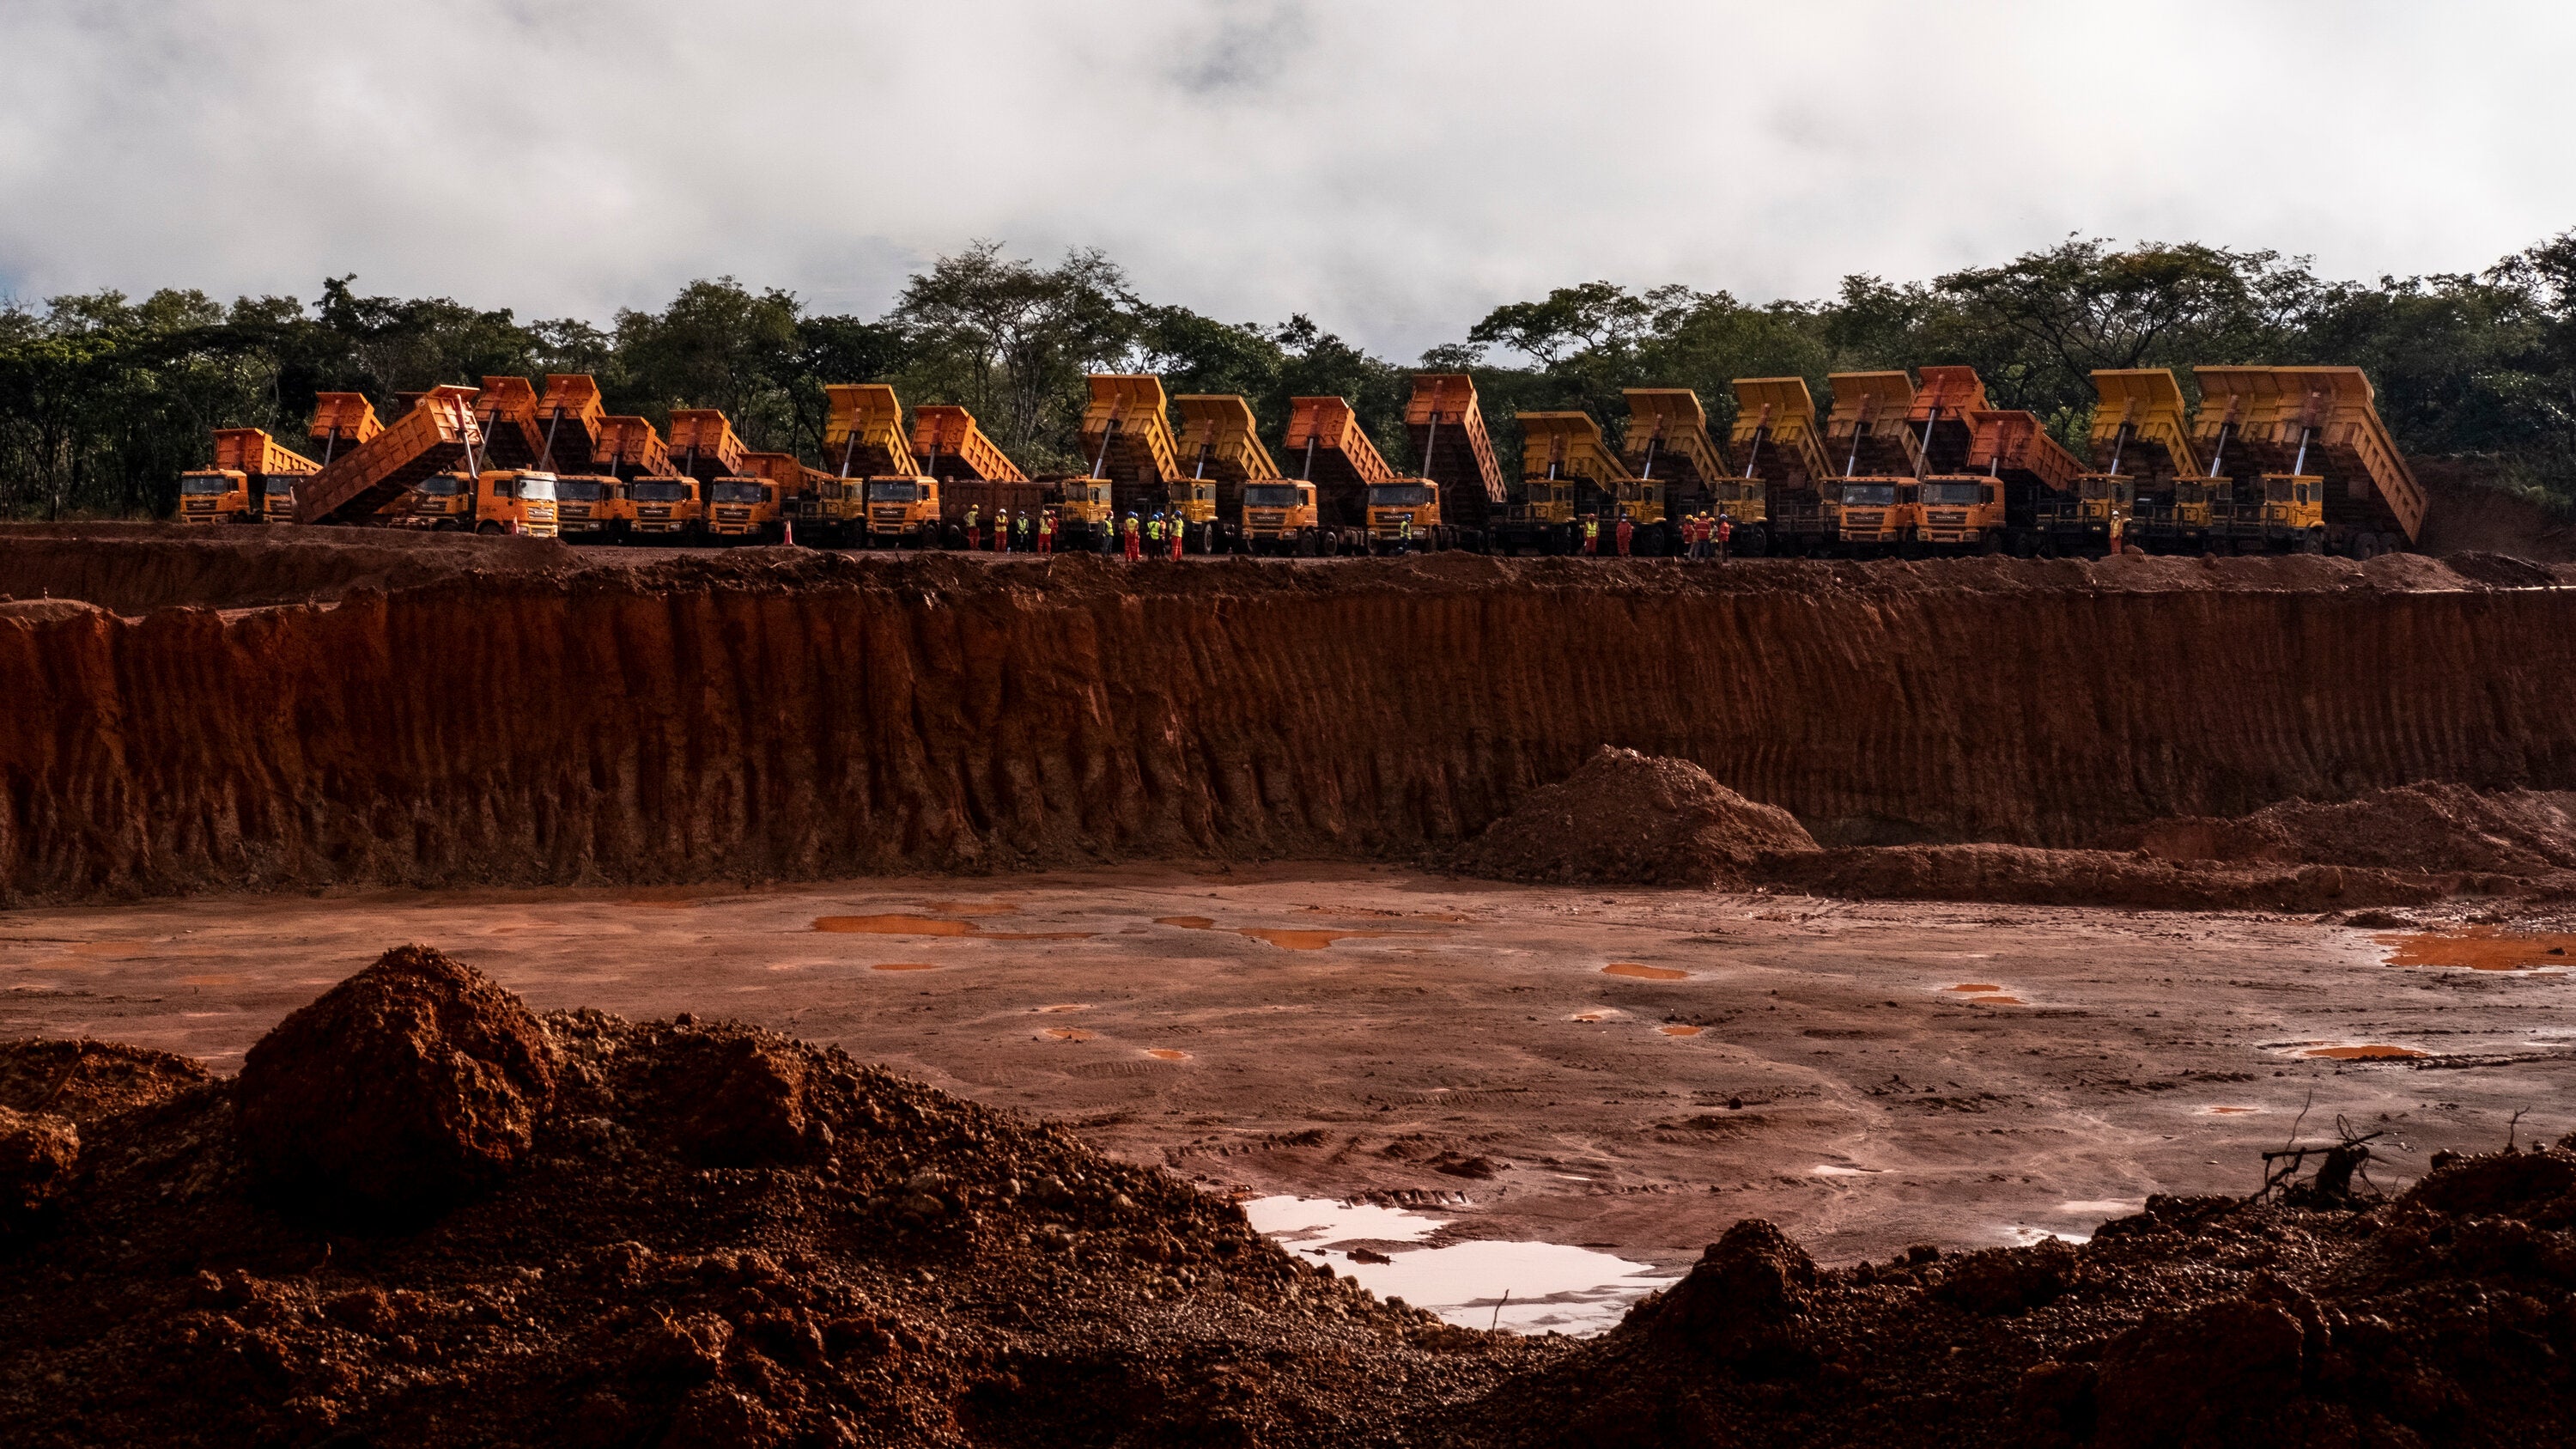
[{"x1": 476, "y1": 521, "x2": 502, "y2": 536}]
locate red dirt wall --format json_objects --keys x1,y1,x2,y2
[{"x1": 7, "y1": 550, "x2": 2576, "y2": 902}]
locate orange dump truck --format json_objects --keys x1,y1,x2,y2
[
  {"x1": 596, "y1": 416, "x2": 701, "y2": 541},
  {"x1": 297, "y1": 387, "x2": 483, "y2": 525},
  {"x1": 1727, "y1": 377, "x2": 1834, "y2": 556},
  {"x1": 2189, "y1": 366, "x2": 2423, "y2": 557},
  {"x1": 407, "y1": 470, "x2": 562, "y2": 536},
  {"x1": 1943, "y1": 410, "x2": 2084, "y2": 556},
  {"x1": 823, "y1": 384, "x2": 944, "y2": 547},
  {"x1": 1174, "y1": 394, "x2": 1278, "y2": 551},
  {"x1": 1406, "y1": 374, "x2": 1510, "y2": 550},
  {"x1": 708, "y1": 452, "x2": 801, "y2": 544},
  {"x1": 913, "y1": 403, "x2": 1066, "y2": 550},
  {"x1": 177, "y1": 428, "x2": 320, "y2": 524},
  {"x1": 529, "y1": 375, "x2": 626, "y2": 539},
  {"x1": 1079, "y1": 375, "x2": 1185, "y2": 538}
]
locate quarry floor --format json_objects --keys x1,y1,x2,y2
[{"x1": 7, "y1": 865, "x2": 2570, "y2": 1273}]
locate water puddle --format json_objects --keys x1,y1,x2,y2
[
  {"x1": 1157, "y1": 916, "x2": 1216, "y2": 929},
  {"x1": 2378, "y1": 927, "x2": 2576, "y2": 971},
  {"x1": 1963, "y1": 995, "x2": 2025, "y2": 1006},
  {"x1": 1657, "y1": 1025, "x2": 1704, "y2": 1038},
  {"x1": 2057, "y1": 1198, "x2": 2141, "y2": 1216},
  {"x1": 978, "y1": 931, "x2": 1096, "y2": 941},
  {"x1": 2203, "y1": 1105, "x2": 2260, "y2": 1114},
  {"x1": 1236, "y1": 928, "x2": 1406, "y2": 951},
  {"x1": 2303, "y1": 1044, "x2": 2426, "y2": 1060},
  {"x1": 1144, "y1": 1049, "x2": 1192, "y2": 1062},
  {"x1": 1034, "y1": 1004, "x2": 1087, "y2": 1014},
  {"x1": 1810, "y1": 1164, "x2": 1880, "y2": 1178},
  {"x1": 1602, "y1": 963, "x2": 1688, "y2": 981},
  {"x1": 869, "y1": 962, "x2": 939, "y2": 972},
  {"x1": 1039, "y1": 1027, "x2": 1095, "y2": 1042},
  {"x1": 1240, "y1": 1196, "x2": 1675, "y2": 1336},
  {"x1": 1947, "y1": 983, "x2": 2002, "y2": 993},
  {"x1": 1569, "y1": 1010, "x2": 1624, "y2": 1022}
]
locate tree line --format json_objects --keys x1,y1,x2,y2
[{"x1": 4, "y1": 233, "x2": 2573, "y2": 520}]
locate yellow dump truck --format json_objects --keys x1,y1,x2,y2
[
  {"x1": 1513, "y1": 411, "x2": 1635, "y2": 553},
  {"x1": 822, "y1": 384, "x2": 941, "y2": 546},
  {"x1": 2189, "y1": 366, "x2": 2423, "y2": 557},
  {"x1": 1727, "y1": 377, "x2": 1836, "y2": 556},
  {"x1": 1821, "y1": 371, "x2": 1919, "y2": 554},
  {"x1": 1079, "y1": 374, "x2": 1191, "y2": 545},
  {"x1": 1175, "y1": 394, "x2": 1279, "y2": 551},
  {"x1": 2082, "y1": 369, "x2": 2203, "y2": 554},
  {"x1": 1619, "y1": 389, "x2": 1734, "y2": 551},
  {"x1": 177, "y1": 428, "x2": 320, "y2": 524}
]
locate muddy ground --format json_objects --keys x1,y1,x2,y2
[{"x1": 6, "y1": 866, "x2": 2568, "y2": 1276}]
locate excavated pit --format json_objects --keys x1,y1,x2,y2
[{"x1": 8, "y1": 527, "x2": 2576, "y2": 905}]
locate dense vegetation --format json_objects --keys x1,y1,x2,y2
[{"x1": 3, "y1": 233, "x2": 2573, "y2": 520}]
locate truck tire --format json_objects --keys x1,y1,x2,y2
[{"x1": 476, "y1": 521, "x2": 502, "y2": 536}]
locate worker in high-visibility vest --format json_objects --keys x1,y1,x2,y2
[
  {"x1": 1123, "y1": 512, "x2": 1143, "y2": 561},
  {"x1": 1015, "y1": 510, "x2": 1033, "y2": 553},
  {"x1": 1036, "y1": 509, "x2": 1055, "y2": 555},
  {"x1": 1716, "y1": 514, "x2": 1734, "y2": 561},
  {"x1": 1581, "y1": 515, "x2": 1600, "y2": 556},
  {"x1": 1398, "y1": 515, "x2": 1413, "y2": 549},
  {"x1": 963, "y1": 504, "x2": 981, "y2": 551},
  {"x1": 1169, "y1": 514, "x2": 1185, "y2": 559},
  {"x1": 993, "y1": 508, "x2": 1012, "y2": 554}
]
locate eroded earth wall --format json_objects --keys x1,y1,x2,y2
[{"x1": 5, "y1": 550, "x2": 2573, "y2": 901}]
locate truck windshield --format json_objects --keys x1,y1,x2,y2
[
  {"x1": 416, "y1": 476, "x2": 464, "y2": 496},
  {"x1": 1369, "y1": 484, "x2": 1434, "y2": 508},
  {"x1": 556, "y1": 478, "x2": 605, "y2": 502},
  {"x1": 866, "y1": 480, "x2": 922, "y2": 502},
  {"x1": 264, "y1": 477, "x2": 297, "y2": 496},
  {"x1": 1921, "y1": 482, "x2": 1983, "y2": 505},
  {"x1": 714, "y1": 481, "x2": 766, "y2": 503},
  {"x1": 179, "y1": 474, "x2": 229, "y2": 495},
  {"x1": 517, "y1": 475, "x2": 557, "y2": 502},
  {"x1": 1242, "y1": 485, "x2": 1303, "y2": 508},
  {"x1": 1067, "y1": 484, "x2": 1109, "y2": 504},
  {"x1": 1841, "y1": 484, "x2": 1898, "y2": 506},
  {"x1": 630, "y1": 480, "x2": 689, "y2": 502}
]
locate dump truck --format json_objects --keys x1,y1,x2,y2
[
  {"x1": 666, "y1": 409, "x2": 748, "y2": 482},
  {"x1": 1238, "y1": 479, "x2": 1324, "y2": 554},
  {"x1": 1078, "y1": 374, "x2": 1194, "y2": 545},
  {"x1": 1405, "y1": 374, "x2": 1509, "y2": 550},
  {"x1": 1512, "y1": 412, "x2": 1633, "y2": 553},
  {"x1": 2190, "y1": 366, "x2": 2424, "y2": 557},
  {"x1": 1820, "y1": 371, "x2": 1919, "y2": 553},
  {"x1": 819, "y1": 384, "x2": 943, "y2": 547},
  {"x1": 2082, "y1": 369, "x2": 2203, "y2": 554},
  {"x1": 408, "y1": 469, "x2": 562, "y2": 535},
  {"x1": 594, "y1": 417, "x2": 701, "y2": 541},
  {"x1": 910, "y1": 401, "x2": 1085, "y2": 549},
  {"x1": 1937, "y1": 409, "x2": 2086, "y2": 556},
  {"x1": 1727, "y1": 377, "x2": 1835, "y2": 556},
  {"x1": 1277, "y1": 395, "x2": 1387, "y2": 553},
  {"x1": 1618, "y1": 389, "x2": 1732, "y2": 548},
  {"x1": 297, "y1": 387, "x2": 484, "y2": 525},
  {"x1": 1175, "y1": 394, "x2": 1279, "y2": 551},
  {"x1": 473, "y1": 377, "x2": 550, "y2": 468},
  {"x1": 708, "y1": 452, "x2": 804, "y2": 544},
  {"x1": 177, "y1": 428, "x2": 321, "y2": 524},
  {"x1": 527, "y1": 375, "x2": 627, "y2": 539},
  {"x1": 1273, "y1": 397, "x2": 1440, "y2": 552}
]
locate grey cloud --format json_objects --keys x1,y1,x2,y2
[{"x1": 2, "y1": 0, "x2": 2570, "y2": 359}]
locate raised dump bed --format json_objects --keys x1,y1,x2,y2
[
  {"x1": 307, "y1": 393, "x2": 385, "y2": 466},
  {"x1": 1961, "y1": 410, "x2": 2093, "y2": 555},
  {"x1": 214, "y1": 428, "x2": 320, "y2": 479},
  {"x1": 2190, "y1": 366, "x2": 2424, "y2": 553},
  {"x1": 534, "y1": 375, "x2": 607, "y2": 473},
  {"x1": 593, "y1": 417, "x2": 674, "y2": 480},
  {"x1": 1825, "y1": 372, "x2": 1920, "y2": 478},
  {"x1": 823, "y1": 385, "x2": 918, "y2": 478},
  {"x1": 1909, "y1": 365, "x2": 1989, "y2": 473},
  {"x1": 665, "y1": 409, "x2": 748, "y2": 481},
  {"x1": 1729, "y1": 376, "x2": 1835, "y2": 555},
  {"x1": 1405, "y1": 374, "x2": 1506, "y2": 521},
  {"x1": 178, "y1": 429, "x2": 323, "y2": 524},
  {"x1": 2086, "y1": 368, "x2": 2208, "y2": 555},
  {"x1": 473, "y1": 377, "x2": 547, "y2": 469},
  {"x1": 1624, "y1": 389, "x2": 1761, "y2": 535},
  {"x1": 1173, "y1": 394, "x2": 1280, "y2": 540},
  {"x1": 1079, "y1": 374, "x2": 1182, "y2": 521},
  {"x1": 910, "y1": 405, "x2": 1026, "y2": 482},
  {"x1": 296, "y1": 387, "x2": 483, "y2": 525},
  {"x1": 1515, "y1": 411, "x2": 1633, "y2": 551},
  {"x1": 1278, "y1": 395, "x2": 1380, "y2": 533}
]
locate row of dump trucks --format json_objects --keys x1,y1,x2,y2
[{"x1": 178, "y1": 362, "x2": 2423, "y2": 560}]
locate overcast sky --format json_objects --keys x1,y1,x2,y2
[{"x1": 4, "y1": 0, "x2": 2570, "y2": 360}]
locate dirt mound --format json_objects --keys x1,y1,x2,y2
[
  {"x1": 0, "y1": 963, "x2": 1546, "y2": 1446},
  {"x1": 1439, "y1": 1143, "x2": 2576, "y2": 1448},
  {"x1": 2121, "y1": 782, "x2": 2576, "y2": 876},
  {"x1": 234, "y1": 944, "x2": 558, "y2": 1217},
  {"x1": 2415, "y1": 460, "x2": 2576, "y2": 562},
  {"x1": 1768, "y1": 843, "x2": 2467, "y2": 911},
  {"x1": 0, "y1": 1106, "x2": 77, "y2": 1239},
  {"x1": 0, "y1": 1037, "x2": 208, "y2": 1123},
  {"x1": 1451, "y1": 747, "x2": 1817, "y2": 887}
]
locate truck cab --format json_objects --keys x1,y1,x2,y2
[
  {"x1": 2038, "y1": 475, "x2": 2134, "y2": 555},
  {"x1": 707, "y1": 475, "x2": 782, "y2": 543},
  {"x1": 1365, "y1": 479, "x2": 1441, "y2": 551},
  {"x1": 413, "y1": 470, "x2": 562, "y2": 536},
  {"x1": 627, "y1": 475, "x2": 703, "y2": 539},
  {"x1": 2215, "y1": 474, "x2": 2325, "y2": 552},
  {"x1": 552, "y1": 475, "x2": 629, "y2": 539},
  {"x1": 176, "y1": 469, "x2": 257, "y2": 524},
  {"x1": 1915, "y1": 475, "x2": 2002, "y2": 552},
  {"x1": 1054, "y1": 478, "x2": 1115, "y2": 550},
  {"x1": 864, "y1": 475, "x2": 942, "y2": 547},
  {"x1": 1832, "y1": 478, "x2": 1910, "y2": 554},
  {"x1": 1612, "y1": 479, "x2": 1667, "y2": 531},
  {"x1": 1240, "y1": 481, "x2": 1321, "y2": 554}
]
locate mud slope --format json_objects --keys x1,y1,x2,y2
[{"x1": 8, "y1": 548, "x2": 2576, "y2": 901}]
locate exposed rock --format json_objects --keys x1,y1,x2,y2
[
  {"x1": 0, "y1": 1106, "x2": 77, "y2": 1237},
  {"x1": 1930, "y1": 1237, "x2": 2075, "y2": 1316},
  {"x1": 1637, "y1": 1218, "x2": 1816, "y2": 1359},
  {"x1": 2093, "y1": 1298, "x2": 2306, "y2": 1449},
  {"x1": 234, "y1": 944, "x2": 556, "y2": 1216},
  {"x1": 0, "y1": 1038, "x2": 208, "y2": 1123}
]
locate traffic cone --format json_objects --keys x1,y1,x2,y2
[{"x1": 783, "y1": 517, "x2": 795, "y2": 547}]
